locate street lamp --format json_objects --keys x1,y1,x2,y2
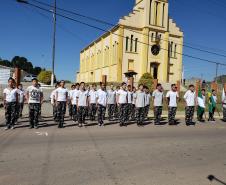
[{"x1": 17, "y1": 0, "x2": 56, "y2": 86}]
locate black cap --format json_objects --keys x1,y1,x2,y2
[{"x1": 32, "y1": 78, "x2": 38, "y2": 82}]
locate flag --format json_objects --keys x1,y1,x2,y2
[
  {"x1": 222, "y1": 87, "x2": 225, "y2": 102},
  {"x1": 208, "y1": 93, "x2": 216, "y2": 114},
  {"x1": 197, "y1": 87, "x2": 205, "y2": 117}
]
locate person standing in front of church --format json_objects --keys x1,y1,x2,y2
[
  {"x1": 166, "y1": 84, "x2": 179, "y2": 125},
  {"x1": 116, "y1": 82, "x2": 128, "y2": 127}
]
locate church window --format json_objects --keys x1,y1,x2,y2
[
  {"x1": 174, "y1": 44, "x2": 177, "y2": 58},
  {"x1": 135, "y1": 38, "x2": 138, "y2": 52},
  {"x1": 126, "y1": 36, "x2": 129, "y2": 51},
  {"x1": 130, "y1": 35, "x2": 134, "y2": 52},
  {"x1": 162, "y1": 3, "x2": 165, "y2": 27}
]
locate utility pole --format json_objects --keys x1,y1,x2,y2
[{"x1": 51, "y1": 0, "x2": 56, "y2": 86}]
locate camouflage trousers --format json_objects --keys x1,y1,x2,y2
[
  {"x1": 119, "y1": 104, "x2": 128, "y2": 125},
  {"x1": 89, "y1": 103, "x2": 97, "y2": 121},
  {"x1": 57, "y1": 101, "x2": 66, "y2": 127},
  {"x1": 223, "y1": 107, "x2": 226, "y2": 121},
  {"x1": 17, "y1": 103, "x2": 24, "y2": 118},
  {"x1": 5, "y1": 102, "x2": 17, "y2": 128},
  {"x1": 154, "y1": 106, "x2": 163, "y2": 124},
  {"x1": 52, "y1": 104, "x2": 57, "y2": 120},
  {"x1": 168, "y1": 107, "x2": 177, "y2": 124},
  {"x1": 131, "y1": 104, "x2": 136, "y2": 120},
  {"x1": 68, "y1": 103, "x2": 73, "y2": 117},
  {"x1": 144, "y1": 105, "x2": 150, "y2": 118},
  {"x1": 126, "y1": 103, "x2": 133, "y2": 121},
  {"x1": 98, "y1": 104, "x2": 106, "y2": 125},
  {"x1": 136, "y1": 107, "x2": 145, "y2": 125},
  {"x1": 72, "y1": 104, "x2": 78, "y2": 121},
  {"x1": 78, "y1": 106, "x2": 87, "y2": 124},
  {"x1": 185, "y1": 106, "x2": 195, "y2": 125},
  {"x1": 114, "y1": 104, "x2": 120, "y2": 119},
  {"x1": 107, "y1": 104, "x2": 115, "y2": 120},
  {"x1": 29, "y1": 103, "x2": 41, "y2": 127},
  {"x1": 39, "y1": 104, "x2": 42, "y2": 116}
]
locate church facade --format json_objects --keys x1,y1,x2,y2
[{"x1": 76, "y1": 0, "x2": 183, "y2": 84}]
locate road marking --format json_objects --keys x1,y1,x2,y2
[{"x1": 35, "y1": 132, "x2": 48, "y2": 136}]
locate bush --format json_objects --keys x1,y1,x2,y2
[
  {"x1": 38, "y1": 70, "x2": 52, "y2": 85},
  {"x1": 138, "y1": 73, "x2": 153, "y2": 90}
]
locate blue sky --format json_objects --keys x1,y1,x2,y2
[{"x1": 0, "y1": 0, "x2": 226, "y2": 82}]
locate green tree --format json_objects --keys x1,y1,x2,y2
[
  {"x1": 11, "y1": 56, "x2": 34, "y2": 74},
  {"x1": 38, "y1": 70, "x2": 52, "y2": 85},
  {"x1": 138, "y1": 73, "x2": 153, "y2": 90},
  {"x1": 0, "y1": 59, "x2": 12, "y2": 67}
]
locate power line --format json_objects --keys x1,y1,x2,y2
[
  {"x1": 28, "y1": 6, "x2": 87, "y2": 44},
  {"x1": 17, "y1": 0, "x2": 226, "y2": 68},
  {"x1": 29, "y1": 0, "x2": 226, "y2": 58}
]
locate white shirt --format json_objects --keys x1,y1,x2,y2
[
  {"x1": 3, "y1": 88, "x2": 18, "y2": 102},
  {"x1": 50, "y1": 89, "x2": 57, "y2": 104},
  {"x1": 134, "y1": 90, "x2": 146, "y2": 108},
  {"x1": 128, "y1": 91, "x2": 133, "y2": 104},
  {"x1": 132, "y1": 92, "x2": 136, "y2": 104},
  {"x1": 166, "y1": 90, "x2": 179, "y2": 107},
  {"x1": 152, "y1": 90, "x2": 164, "y2": 106},
  {"x1": 77, "y1": 90, "x2": 89, "y2": 107},
  {"x1": 56, "y1": 87, "x2": 68, "y2": 102},
  {"x1": 27, "y1": 85, "x2": 42, "y2": 104},
  {"x1": 184, "y1": 90, "x2": 196, "y2": 106},
  {"x1": 198, "y1": 94, "x2": 206, "y2": 108},
  {"x1": 145, "y1": 93, "x2": 151, "y2": 106},
  {"x1": 71, "y1": 89, "x2": 79, "y2": 105},
  {"x1": 97, "y1": 89, "x2": 107, "y2": 106},
  {"x1": 17, "y1": 89, "x2": 25, "y2": 103},
  {"x1": 202, "y1": 95, "x2": 206, "y2": 106},
  {"x1": 117, "y1": 89, "x2": 128, "y2": 104},
  {"x1": 89, "y1": 90, "x2": 97, "y2": 104},
  {"x1": 212, "y1": 95, "x2": 217, "y2": 103},
  {"x1": 223, "y1": 96, "x2": 226, "y2": 108},
  {"x1": 107, "y1": 90, "x2": 116, "y2": 104},
  {"x1": 68, "y1": 90, "x2": 73, "y2": 99}
]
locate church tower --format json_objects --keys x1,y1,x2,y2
[{"x1": 134, "y1": 0, "x2": 169, "y2": 30}]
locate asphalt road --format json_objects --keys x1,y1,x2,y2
[{"x1": 0, "y1": 114, "x2": 226, "y2": 185}]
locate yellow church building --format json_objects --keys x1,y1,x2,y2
[{"x1": 76, "y1": 0, "x2": 183, "y2": 84}]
